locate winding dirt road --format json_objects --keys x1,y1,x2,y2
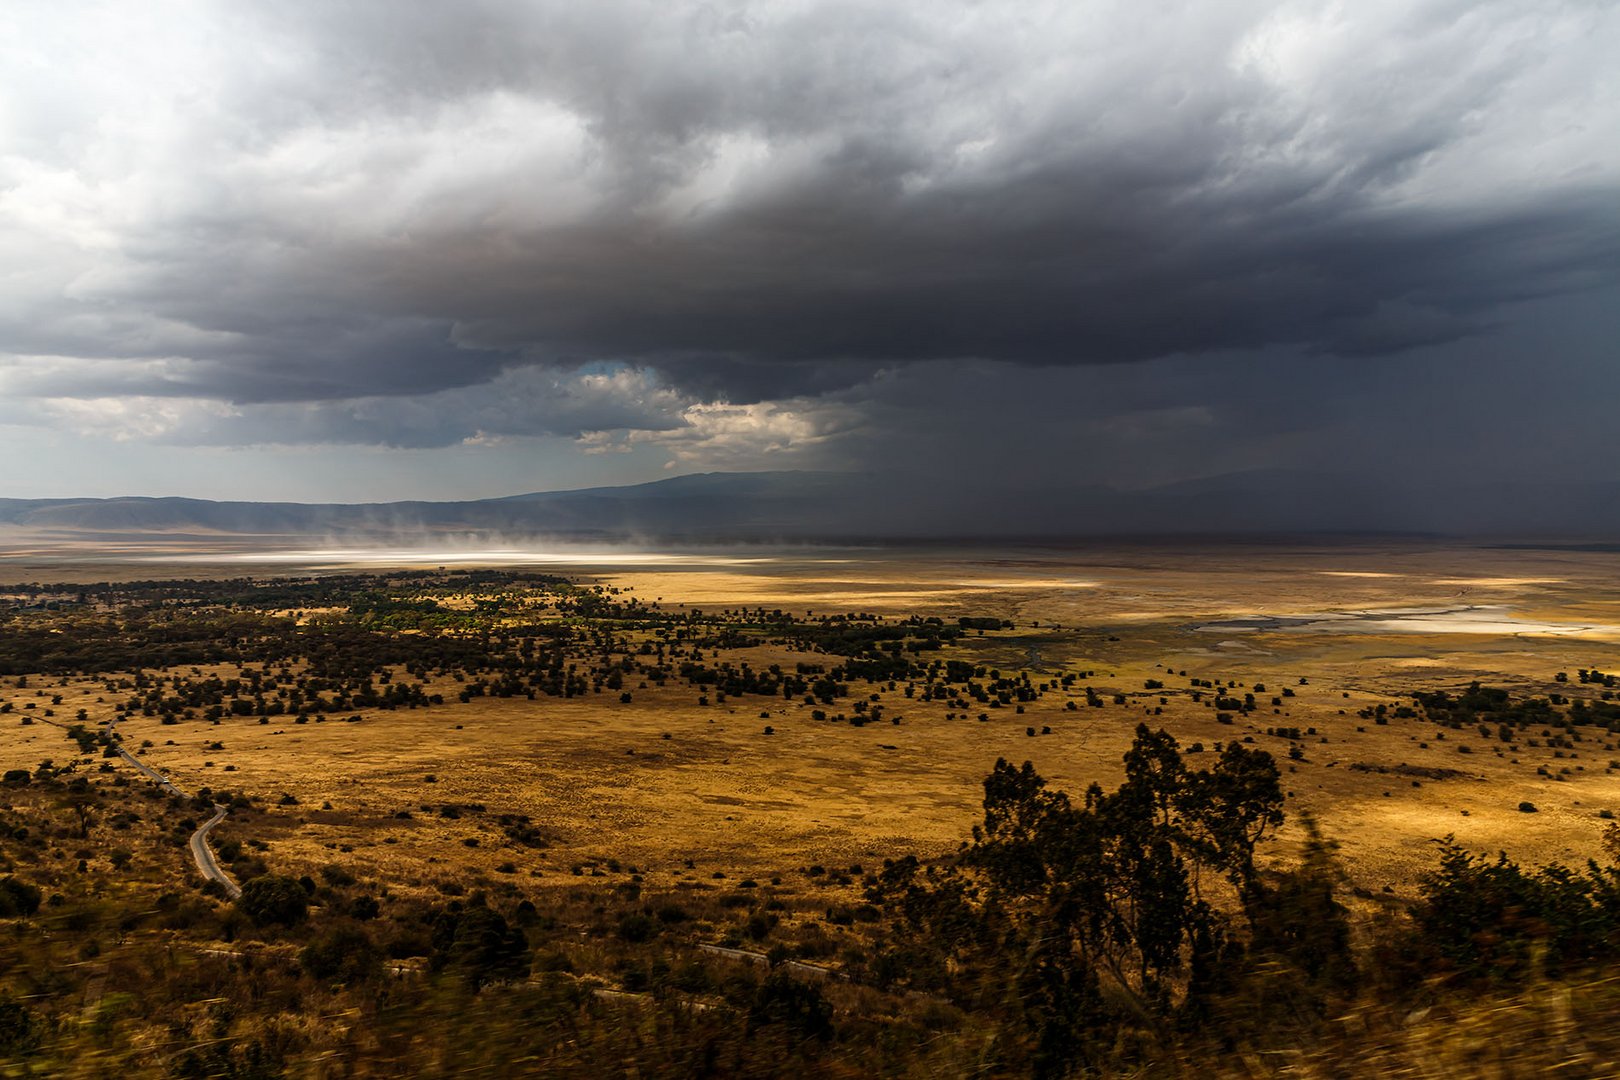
[
  {"x1": 103, "y1": 719, "x2": 239, "y2": 898},
  {"x1": 189, "y1": 803, "x2": 241, "y2": 899},
  {"x1": 104, "y1": 724, "x2": 183, "y2": 797}
]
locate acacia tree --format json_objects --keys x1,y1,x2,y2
[{"x1": 58, "y1": 781, "x2": 98, "y2": 841}]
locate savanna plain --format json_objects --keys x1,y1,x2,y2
[{"x1": 4, "y1": 538, "x2": 1620, "y2": 1077}]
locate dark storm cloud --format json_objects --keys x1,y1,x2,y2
[
  {"x1": 1, "y1": 0, "x2": 1616, "y2": 437},
  {"x1": 803, "y1": 287, "x2": 1620, "y2": 497}
]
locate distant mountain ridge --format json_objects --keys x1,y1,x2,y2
[
  {"x1": 3, "y1": 469, "x2": 1619, "y2": 541},
  {"x1": 0, "y1": 472, "x2": 871, "y2": 540}
]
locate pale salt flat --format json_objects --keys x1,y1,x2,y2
[
  {"x1": 1318, "y1": 571, "x2": 1403, "y2": 578},
  {"x1": 1192, "y1": 605, "x2": 1620, "y2": 639},
  {"x1": 147, "y1": 547, "x2": 787, "y2": 568}
]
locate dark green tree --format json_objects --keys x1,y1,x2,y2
[{"x1": 870, "y1": 726, "x2": 1289, "y2": 1076}]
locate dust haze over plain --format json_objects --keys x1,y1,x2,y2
[{"x1": 1, "y1": 1, "x2": 1617, "y2": 533}]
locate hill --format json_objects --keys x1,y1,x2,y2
[{"x1": 3, "y1": 469, "x2": 1620, "y2": 541}]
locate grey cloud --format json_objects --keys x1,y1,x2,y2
[
  {"x1": 169, "y1": 367, "x2": 691, "y2": 449},
  {"x1": 785, "y1": 286, "x2": 1620, "y2": 496},
  {"x1": 0, "y1": 364, "x2": 691, "y2": 450},
  {"x1": 1, "y1": 0, "x2": 1616, "y2": 430}
]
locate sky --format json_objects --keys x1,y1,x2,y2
[{"x1": 0, "y1": 0, "x2": 1616, "y2": 504}]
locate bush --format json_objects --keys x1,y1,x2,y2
[
  {"x1": 236, "y1": 875, "x2": 309, "y2": 928},
  {"x1": 301, "y1": 924, "x2": 382, "y2": 982},
  {"x1": 534, "y1": 949, "x2": 574, "y2": 974},
  {"x1": 431, "y1": 906, "x2": 530, "y2": 989},
  {"x1": 1413, "y1": 841, "x2": 1620, "y2": 981},
  {"x1": 749, "y1": 971, "x2": 833, "y2": 1042},
  {"x1": 0, "y1": 877, "x2": 42, "y2": 918},
  {"x1": 0, "y1": 997, "x2": 39, "y2": 1056},
  {"x1": 319, "y1": 863, "x2": 357, "y2": 888}
]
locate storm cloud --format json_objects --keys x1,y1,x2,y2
[{"x1": 0, "y1": 0, "x2": 1616, "y2": 495}]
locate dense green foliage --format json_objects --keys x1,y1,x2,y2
[
  {"x1": 1414, "y1": 833, "x2": 1620, "y2": 981},
  {"x1": 237, "y1": 874, "x2": 309, "y2": 928}
]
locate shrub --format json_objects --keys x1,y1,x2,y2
[
  {"x1": 0, "y1": 997, "x2": 39, "y2": 1056},
  {"x1": 534, "y1": 949, "x2": 574, "y2": 974},
  {"x1": 319, "y1": 863, "x2": 357, "y2": 888},
  {"x1": 301, "y1": 924, "x2": 382, "y2": 982},
  {"x1": 1413, "y1": 841, "x2": 1620, "y2": 981},
  {"x1": 236, "y1": 875, "x2": 309, "y2": 928},
  {"x1": 431, "y1": 906, "x2": 530, "y2": 989},
  {"x1": 0, "y1": 877, "x2": 42, "y2": 918},
  {"x1": 749, "y1": 971, "x2": 833, "y2": 1042}
]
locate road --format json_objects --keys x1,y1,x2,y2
[
  {"x1": 189, "y1": 803, "x2": 241, "y2": 899},
  {"x1": 103, "y1": 718, "x2": 239, "y2": 898},
  {"x1": 695, "y1": 943, "x2": 843, "y2": 981},
  {"x1": 103, "y1": 720, "x2": 184, "y2": 796}
]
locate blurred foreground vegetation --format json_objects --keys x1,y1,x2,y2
[{"x1": 4, "y1": 728, "x2": 1620, "y2": 1077}]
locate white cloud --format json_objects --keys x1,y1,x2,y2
[
  {"x1": 582, "y1": 398, "x2": 863, "y2": 470},
  {"x1": 33, "y1": 395, "x2": 239, "y2": 441}
]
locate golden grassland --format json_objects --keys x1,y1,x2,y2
[
  {"x1": 4, "y1": 540, "x2": 1619, "y2": 900},
  {"x1": 6, "y1": 539, "x2": 1620, "y2": 1076}
]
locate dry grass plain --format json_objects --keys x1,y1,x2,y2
[{"x1": 5, "y1": 538, "x2": 1620, "y2": 902}]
